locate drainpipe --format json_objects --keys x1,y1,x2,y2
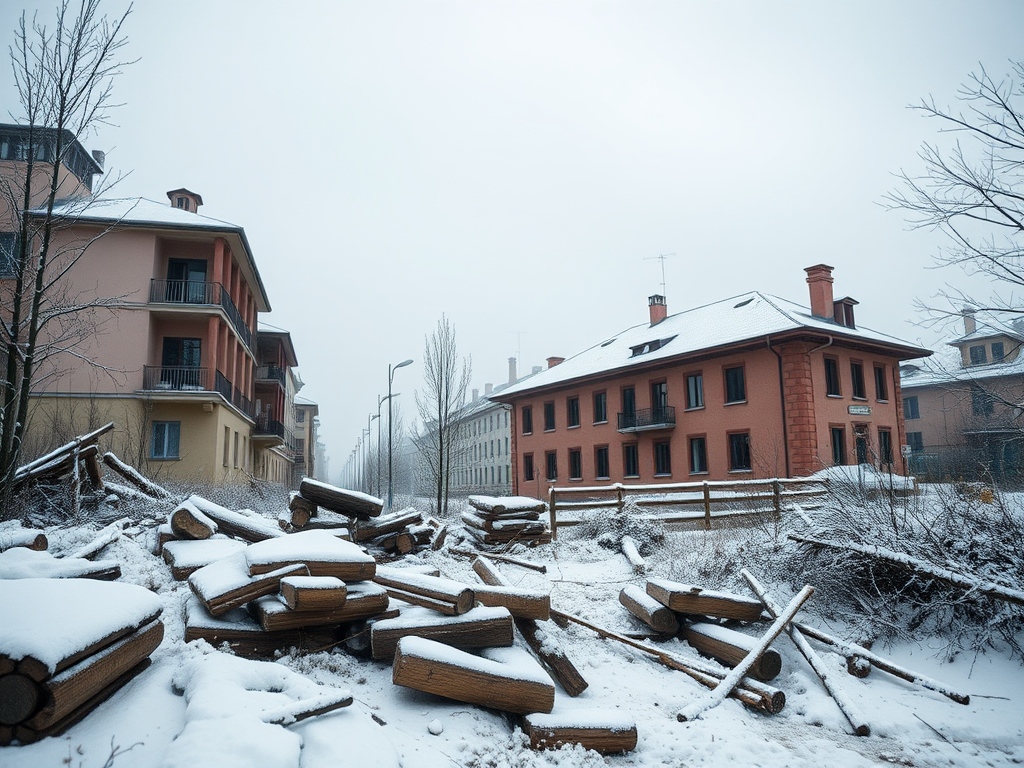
[
  {"x1": 808, "y1": 335, "x2": 834, "y2": 355},
  {"x1": 766, "y1": 337, "x2": 791, "y2": 478}
]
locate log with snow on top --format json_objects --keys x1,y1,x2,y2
[
  {"x1": 259, "y1": 689, "x2": 354, "y2": 725},
  {"x1": 524, "y1": 709, "x2": 638, "y2": 754},
  {"x1": 682, "y1": 622, "x2": 782, "y2": 682},
  {"x1": 0, "y1": 548, "x2": 120, "y2": 581},
  {"x1": 298, "y1": 478, "x2": 383, "y2": 519},
  {"x1": 188, "y1": 552, "x2": 308, "y2": 616},
  {"x1": 287, "y1": 491, "x2": 317, "y2": 526},
  {"x1": 188, "y1": 495, "x2": 285, "y2": 543},
  {"x1": 471, "y1": 556, "x2": 550, "y2": 620},
  {"x1": 741, "y1": 568, "x2": 870, "y2": 736},
  {"x1": 169, "y1": 499, "x2": 218, "y2": 540},
  {"x1": 244, "y1": 529, "x2": 375, "y2": 580},
  {"x1": 68, "y1": 519, "x2": 128, "y2": 560},
  {"x1": 12, "y1": 423, "x2": 114, "y2": 489},
  {"x1": 251, "y1": 581, "x2": 389, "y2": 631},
  {"x1": 468, "y1": 494, "x2": 546, "y2": 516},
  {"x1": 646, "y1": 578, "x2": 764, "y2": 622},
  {"x1": 620, "y1": 535, "x2": 646, "y2": 574},
  {"x1": 619, "y1": 584, "x2": 679, "y2": 635},
  {"x1": 392, "y1": 637, "x2": 555, "y2": 714},
  {"x1": 370, "y1": 605, "x2": 514, "y2": 660},
  {"x1": 353, "y1": 507, "x2": 423, "y2": 542},
  {"x1": 162, "y1": 538, "x2": 246, "y2": 580},
  {"x1": 278, "y1": 575, "x2": 348, "y2": 611},
  {"x1": 373, "y1": 566, "x2": 475, "y2": 614},
  {"x1": 101, "y1": 451, "x2": 172, "y2": 499},
  {"x1": 0, "y1": 529, "x2": 47, "y2": 552}
]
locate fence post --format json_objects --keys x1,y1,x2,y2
[
  {"x1": 703, "y1": 482, "x2": 711, "y2": 529},
  {"x1": 548, "y1": 486, "x2": 558, "y2": 540},
  {"x1": 772, "y1": 479, "x2": 781, "y2": 515},
  {"x1": 616, "y1": 483, "x2": 624, "y2": 515}
]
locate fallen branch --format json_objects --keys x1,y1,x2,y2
[
  {"x1": 620, "y1": 536, "x2": 646, "y2": 574},
  {"x1": 102, "y1": 453, "x2": 172, "y2": 499},
  {"x1": 259, "y1": 690, "x2": 353, "y2": 725},
  {"x1": 67, "y1": 520, "x2": 128, "y2": 560},
  {"x1": 450, "y1": 548, "x2": 547, "y2": 573}
]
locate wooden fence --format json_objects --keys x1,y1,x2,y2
[{"x1": 547, "y1": 477, "x2": 826, "y2": 539}]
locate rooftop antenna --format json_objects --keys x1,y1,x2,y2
[
  {"x1": 511, "y1": 330, "x2": 527, "y2": 368},
  {"x1": 644, "y1": 253, "x2": 673, "y2": 295}
]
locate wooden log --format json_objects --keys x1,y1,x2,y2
[
  {"x1": 373, "y1": 566, "x2": 474, "y2": 614},
  {"x1": 162, "y1": 538, "x2": 246, "y2": 580},
  {"x1": 169, "y1": 500, "x2": 218, "y2": 540},
  {"x1": 524, "y1": 710, "x2": 637, "y2": 754},
  {"x1": 409, "y1": 524, "x2": 433, "y2": 545},
  {"x1": 189, "y1": 553, "x2": 308, "y2": 616},
  {"x1": 188, "y1": 495, "x2": 285, "y2": 543},
  {"x1": 279, "y1": 576, "x2": 348, "y2": 611},
  {"x1": 741, "y1": 569, "x2": 870, "y2": 736},
  {"x1": 260, "y1": 690, "x2": 353, "y2": 725},
  {"x1": 13, "y1": 423, "x2": 114, "y2": 486},
  {"x1": 473, "y1": 584, "x2": 551, "y2": 621},
  {"x1": 252, "y1": 582, "x2": 389, "y2": 631},
  {"x1": 683, "y1": 622, "x2": 782, "y2": 682},
  {"x1": 101, "y1": 452, "x2": 172, "y2": 499},
  {"x1": 288, "y1": 491, "x2": 317, "y2": 527},
  {"x1": 0, "y1": 549, "x2": 120, "y2": 581},
  {"x1": 370, "y1": 605, "x2": 514, "y2": 660},
  {"x1": 154, "y1": 523, "x2": 175, "y2": 555},
  {"x1": 677, "y1": 585, "x2": 814, "y2": 722},
  {"x1": 82, "y1": 446, "x2": 104, "y2": 492},
  {"x1": 619, "y1": 585, "x2": 679, "y2": 635},
  {"x1": 646, "y1": 578, "x2": 764, "y2": 622},
  {"x1": 0, "y1": 530, "x2": 48, "y2": 552},
  {"x1": 0, "y1": 673, "x2": 42, "y2": 725},
  {"x1": 392, "y1": 637, "x2": 554, "y2": 714},
  {"x1": 461, "y1": 511, "x2": 546, "y2": 533},
  {"x1": 299, "y1": 478, "x2": 383, "y2": 519},
  {"x1": 245, "y1": 529, "x2": 375, "y2": 580},
  {"x1": 28, "y1": 620, "x2": 163, "y2": 731},
  {"x1": 466, "y1": 527, "x2": 553, "y2": 547},
  {"x1": 68, "y1": 520, "x2": 126, "y2": 560},
  {"x1": 380, "y1": 586, "x2": 460, "y2": 615},
  {"x1": 353, "y1": 507, "x2": 423, "y2": 542},
  {"x1": 467, "y1": 495, "x2": 546, "y2": 515},
  {"x1": 431, "y1": 523, "x2": 449, "y2": 551},
  {"x1": 300, "y1": 510, "x2": 353, "y2": 532},
  {"x1": 620, "y1": 536, "x2": 646, "y2": 574}
]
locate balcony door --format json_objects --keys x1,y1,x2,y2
[
  {"x1": 162, "y1": 337, "x2": 202, "y2": 388},
  {"x1": 651, "y1": 381, "x2": 668, "y2": 416},
  {"x1": 167, "y1": 258, "x2": 208, "y2": 303}
]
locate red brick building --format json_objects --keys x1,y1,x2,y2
[{"x1": 493, "y1": 266, "x2": 930, "y2": 496}]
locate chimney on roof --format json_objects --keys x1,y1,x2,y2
[
  {"x1": 547, "y1": 357, "x2": 565, "y2": 368},
  {"x1": 508, "y1": 356, "x2": 517, "y2": 384},
  {"x1": 804, "y1": 264, "x2": 834, "y2": 319},
  {"x1": 167, "y1": 188, "x2": 203, "y2": 214},
  {"x1": 963, "y1": 307, "x2": 977, "y2": 335},
  {"x1": 649, "y1": 294, "x2": 667, "y2": 326},
  {"x1": 472, "y1": 388, "x2": 479, "y2": 401},
  {"x1": 91, "y1": 150, "x2": 105, "y2": 170},
  {"x1": 532, "y1": 365, "x2": 542, "y2": 375},
  {"x1": 484, "y1": 383, "x2": 493, "y2": 396}
]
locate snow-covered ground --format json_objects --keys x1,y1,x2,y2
[{"x1": 2, "y1": 505, "x2": 1023, "y2": 768}]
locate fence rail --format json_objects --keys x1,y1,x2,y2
[{"x1": 547, "y1": 477, "x2": 827, "y2": 539}]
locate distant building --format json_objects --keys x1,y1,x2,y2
[
  {"x1": 492, "y1": 265, "x2": 931, "y2": 495},
  {"x1": 453, "y1": 358, "x2": 520, "y2": 495},
  {"x1": 293, "y1": 397, "x2": 320, "y2": 485},
  {"x1": 901, "y1": 311, "x2": 1024, "y2": 480}
]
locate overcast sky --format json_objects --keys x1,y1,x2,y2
[{"x1": 3, "y1": 0, "x2": 1022, "y2": 483}]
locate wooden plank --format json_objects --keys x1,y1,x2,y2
[
  {"x1": 373, "y1": 567, "x2": 474, "y2": 614},
  {"x1": 392, "y1": 637, "x2": 554, "y2": 715},
  {"x1": 245, "y1": 530, "x2": 375, "y2": 580},
  {"x1": 524, "y1": 710, "x2": 637, "y2": 754},
  {"x1": 189, "y1": 552, "x2": 308, "y2": 616},
  {"x1": 370, "y1": 605, "x2": 514, "y2": 660},
  {"x1": 352, "y1": 507, "x2": 423, "y2": 542},
  {"x1": 252, "y1": 582, "x2": 389, "y2": 631},
  {"x1": 646, "y1": 578, "x2": 763, "y2": 622},
  {"x1": 619, "y1": 585, "x2": 679, "y2": 635},
  {"x1": 279, "y1": 576, "x2": 348, "y2": 611}
]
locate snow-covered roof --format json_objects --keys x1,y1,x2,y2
[
  {"x1": 493, "y1": 291, "x2": 930, "y2": 400},
  {"x1": 902, "y1": 342, "x2": 1024, "y2": 389}
]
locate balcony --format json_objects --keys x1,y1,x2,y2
[
  {"x1": 254, "y1": 415, "x2": 285, "y2": 438},
  {"x1": 617, "y1": 406, "x2": 676, "y2": 433},
  {"x1": 149, "y1": 279, "x2": 253, "y2": 350},
  {"x1": 256, "y1": 365, "x2": 286, "y2": 386},
  {"x1": 143, "y1": 365, "x2": 209, "y2": 391}
]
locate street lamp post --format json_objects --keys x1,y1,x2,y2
[
  {"x1": 376, "y1": 393, "x2": 396, "y2": 503},
  {"x1": 388, "y1": 358, "x2": 413, "y2": 508},
  {"x1": 367, "y1": 414, "x2": 379, "y2": 496}
]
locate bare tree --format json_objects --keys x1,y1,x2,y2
[
  {"x1": 414, "y1": 315, "x2": 471, "y2": 516},
  {"x1": 0, "y1": 0, "x2": 132, "y2": 512}
]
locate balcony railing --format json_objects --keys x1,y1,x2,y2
[
  {"x1": 143, "y1": 365, "x2": 209, "y2": 391},
  {"x1": 254, "y1": 415, "x2": 285, "y2": 437},
  {"x1": 214, "y1": 370, "x2": 233, "y2": 402},
  {"x1": 617, "y1": 406, "x2": 676, "y2": 433},
  {"x1": 149, "y1": 279, "x2": 253, "y2": 350},
  {"x1": 256, "y1": 365, "x2": 286, "y2": 386}
]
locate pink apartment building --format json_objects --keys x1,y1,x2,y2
[{"x1": 493, "y1": 266, "x2": 931, "y2": 496}]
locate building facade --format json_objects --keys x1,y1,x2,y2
[
  {"x1": 293, "y1": 397, "x2": 320, "y2": 486},
  {"x1": 493, "y1": 266, "x2": 931, "y2": 496}
]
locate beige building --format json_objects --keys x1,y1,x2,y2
[{"x1": 293, "y1": 397, "x2": 320, "y2": 486}]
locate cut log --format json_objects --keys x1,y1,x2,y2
[
  {"x1": 646, "y1": 578, "x2": 764, "y2": 622},
  {"x1": 154, "y1": 523, "x2": 175, "y2": 555},
  {"x1": 741, "y1": 568, "x2": 870, "y2": 736},
  {"x1": 431, "y1": 523, "x2": 449, "y2": 551},
  {"x1": 300, "y1": 510, "x2": 353, "y2": 532},
  {"x1": 677, "y1": 585, "x2": 814, "y2": 722},
  {"x1": 683, "y1": 622, "x2": 782, "y2": 682},
  {"x1": 299, "y1": 478, "x2": 383, "y2": 519},
  {"x1": 379, "y1": 586, "x2": 460, "y2": 615},
  {"x1": 619, "y1": 585, "x2": 679, "y2": 635},
  {"x1": 353, "y1": 507, "x2": 423, "y2": 542},
  {"x1": 169, "y1": 500, "x2": 218, "y2": 540},
  {"x1": 188, "y1": 495, "x2": 284, "y2": 543},
  {"x1": 279, "y1": 576, "x2": 348, "y2": 611},
  {"x1": 13, "y1": 423, "x2": 114, "y2": 487},
  {"x1": 373, "y1": 566, "x2": 475, "y2": 614},
  {"x1": 189, "y1": 552, "x2": 308, "y2": 616},
  {"x1": 0, "y1": 673, "x2": 42, "y2": 725},
  {"x1": 466, "y1": 527, "x2": 553, "y2": 547},
  {"x1": 82, "y1": 446, "x2": 104, "y2": 492},
  {"x1": 252, "y1": 581, "x2": 389, "y2": 631},
  {"x1": 101, "y1": 452, "x2": 172, "y2": 499},
  {"x1": 162, "y1": 538, "x2": 246, "y2": 580},
  {"x1": 620, "y1": 536, "x2": 646, "y2": 574},
  {"x1": 370, "y1": 605, "x2": 514, "y2": 660},
  {"x1": 467, "y1": 495, "x2": 546, "y2": 515},
  {"x1": 392, "y1": 637, "x2": 554, "y2": 714},
  {"x1": 245, "y1": 529, "x2": 375, "y2": 580},
  {"x1": 524, "y1": 710, "x2": 637, "y2": 754},
  {"x1": 472, "y1": 584, "x2": 551, "y2": 621},
  {"x1": 461, "y1": 512, "x2": 546, "y2": 534},
  {"x1": 289, "y1": 491, "x2": 318, "y2": 517},
  {"x1": 0, "y1": 530, "x2": 48, "y2": 553}
]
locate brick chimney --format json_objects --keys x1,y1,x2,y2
[
  {"x1": 649, "y1": 294, "x2": 667, "y2": 326},
  {"x1": 547, "y1": 356, "x2": 565, "y2": 368},
  {"x1": 508, "y1": 356, "x2": 517, "y2": 384},
  {"x1": 167, "y1": 188, "x2": 203, "y2": 213},
  {"x1": 804, "y1": 264, "x2": 834, "y2": 319},
  {"x1": 963, "y1": 307, "x2": 977, "y2": 335}
]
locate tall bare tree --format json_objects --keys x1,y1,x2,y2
[
  {"x1": 414, "y1": 315, "x2": 471, "y2": 516},
  {"x1": 0, "y1": 0, "x2": 132, "y2": 512}
]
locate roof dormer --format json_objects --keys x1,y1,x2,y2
[{"x1": 167, "y1": 188, "x2": 203, "y2": 213}]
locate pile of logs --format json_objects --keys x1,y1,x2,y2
[
  {"x1": 462, "y1": 495, "x2": 551, "y2": 547},
  {"x1": 0, "y1": 579, "x2": 164, "y2": 745},
  {"x1": 352, "y1": 507, "x2": 443, "y2": 556}
]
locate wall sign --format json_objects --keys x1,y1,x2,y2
[{"x1": 848, "y1": 405, "x2": 871, "y2": 416}]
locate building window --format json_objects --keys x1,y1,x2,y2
[
  {"x1": 651, "y1": 381, "x2": 668, "y2": 412},
  {"x1": 728, "y1": 432, "x2": 751, "y2": 471},
  {"x1": 621, "y1": 386, "x2": 636, "y2": 417},
  {"x1": 151, "y1": 421, "x2": 180, "y2": 459},
  {"x1": 223, "y1": 426, "x2": 230, "y2": 467},
  {"x1": 233, "y1": 431, "x2": 240, "y2": 468},
  {"x1": 972, "y1": 387, "x2": 993, "y2": 416},
  {"x1": 831, "y1": 426, "x2": 846, "y2": 465},
  {"x1": 593, "y1": 391, "x2": 607, "y2": 424},
  {"x1": 850, "y1": 361, "x2": 866, "y2": 399},
  {"x1": 824, "y1": 357, "x2": 841, "y2": 396},
  {"x1": 623, "y1": 443, "x2": 639, "y2": 477},
  {"x1": 686, "y1": 373, "x2": 704, "y2": 409},
  {"x1": 992, "y1": 342, "x2": 1005, "y2": 361},
  {"x1": 523, "y1": 453, "x2": 534, "y2": 481},
  {"x1": 654, "y1": 441, "x2": 671, "y2": 475},
  {"x1": 969, "y1": 345, "x2": 987, "y2": 365},
  {"x1": 569, "y1": 449, "x2": 582, "y2": 480},
  {"x1": 522, "y1": 406, "x2": 533, "y2": 434},
  {"x1": 595, "y1": 446, "x2": 610, "y2": 479},
  {"x1": 689, "y1": 437, "x2": 707, "y2": 474},
  {"x1": 724, "y1": 366, "x2": 746, "y2": 404},
  {"x1": 903, "y1": 395, "x2": 920, "y2": 420},
  {"x1": 544, "y1": 402, "x2": 556, "y2": 431},
  {"x1": 874, "y1": 365, "x2": 888, "y2": 401},
  {"x1": 567, "y1": 396, "x2": 580, "y2": 428},
  {"x1": 545, "y1": 450, "x2": 557, "y2": 481},
  {"x1": 907, "y1": 432, "x2": 924, "y2": 453},
  {"x1": 878, "y1": 428, "x2": 893, "y2": 465},
  {"x1": 296, "y1": 410, "x2": 305, "y2": 423}
]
